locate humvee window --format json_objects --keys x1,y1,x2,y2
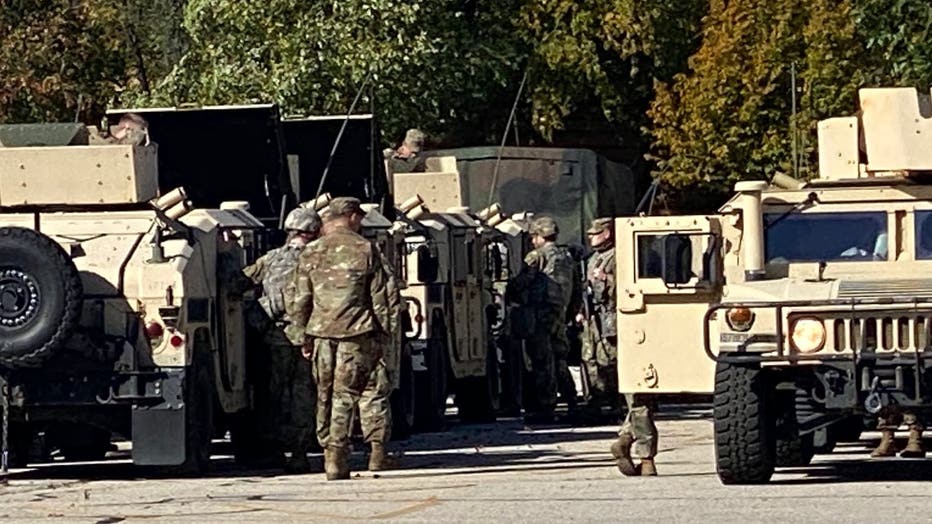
[
  {"x1": 915, "y1": 211, "x2": 932, "y2": 260},
  {"x1": 764, "y1": 212, "x2": 887, "y2": 263}
]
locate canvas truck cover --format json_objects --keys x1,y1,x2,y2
[
  {"x1": 280, "y1": 114, "x2": 389, "y2": 208},
  {"x1": 424, "y1": 146, "x2": 639, "y2": 248},
  {"x1": 107, "y1": 105, "x2": 288, "y2": 224}
]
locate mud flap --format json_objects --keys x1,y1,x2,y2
[{"x1": 131, "y1": 370, "x2": 186, "y2": 466}]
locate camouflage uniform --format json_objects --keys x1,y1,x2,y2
[
  {"x1": 581, "y1": 219, "x2": 618, "y2": 403},
  {"x1": 358, "y1": 252, "x2": 402, "y2": 450},
  {"x1": 242, "y1": 208, "x2": 320, "y2": 471},
  {"x1": 508, "y1": 216, "x2": 579, "y2": 417},
  {"x1": 287, "y1": 198, "x2": 393, "y2": 478},
  {"x1": 386, "y1": 128, "x2": 427, "y2": 173}
]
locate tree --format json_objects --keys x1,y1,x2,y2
[
  {"x1": 647, "y1": 0, "x2": 873, "y2": 209},
  {"x1": 520, "y1": 0, "x2": 704, "y2": 149}
]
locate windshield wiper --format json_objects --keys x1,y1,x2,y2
[{"x1": 764, "y1": 192, "x2": 819, "y2": 230}]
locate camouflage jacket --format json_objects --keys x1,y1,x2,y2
[
  {"x1": 523, "y1": 242, "x2": 580, "y2": 314},
  {"x1": 287, "y1": 225, "x2": 392, "y2": 340},
  {"x1": 586, "y1": 246, "x2": 616, "y2": 338},
  {"x1": 388, "y1": 152, "x2": 426, "y2": 173},
  {"x1": 242, "y1": 241, "x2": 304, "y2": 321}
]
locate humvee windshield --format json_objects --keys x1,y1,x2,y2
[{"x1": 764, "y1": 211, "x2": 888, "y2": 263}]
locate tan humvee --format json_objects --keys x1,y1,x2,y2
[
  {"x1": 0, "y1": 123, "x2": 263, "y2": 472},
  {"x1": 617, "y1": 87, "x2": 932, "y2": 484},
  {"x1": 392, "y1": 158, "x2": 528, "y2": 428}
]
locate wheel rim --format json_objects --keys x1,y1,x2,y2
[{"x1": 0, "y1": 268, "x2": 41, "y2": 327}]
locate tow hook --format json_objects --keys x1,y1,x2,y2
[{"x1": 864, "y1": 376, "x2": 884, "y2": 414}]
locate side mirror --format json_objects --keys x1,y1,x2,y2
[
  {"x1": 416, "y1": 245, "x2": 439, "y2": 283},
  {"x1": 660, "y1": 235, "x2": 693, "y2": 285}
]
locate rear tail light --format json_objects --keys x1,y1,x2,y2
[{"x1": 145, "y1": 321, "x2": 164, "y2": 339}]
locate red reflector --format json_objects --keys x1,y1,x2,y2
[
  {"x1": 145, "y1": 322, "x2": 164, "y2": 339},
  {"x1": 169, "y1": 335, "x2": 184, "y2": 347},
  {"x1": 414, "y1": 314, "x2": 424, "y2": 324}
]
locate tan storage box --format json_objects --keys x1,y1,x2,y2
[{"x1": 0, "y1": 144, "x2": 158, "y2": 206}]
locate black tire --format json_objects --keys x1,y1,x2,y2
[
  {"x1": 390, "y1": 342, "x2": 416, "y2": 440},
  {"x1": 414, "y1": 316, "x2": 449, "y2": 432},
  {"x1": 178, "y1": 349, "x2": 215, "y2": 475},
  {"x1": 775, "y1": 432, "x2": 814, "y2": 467},
  {"x1": 713, "y1": 361, "x2": 775, "y2": 484},
  {"x1": 0, "y1": 227, "x2": 82, "y2": 368},
  {"x1": 774, "y1": 391, "x2": 814, "y2": 467},
  {"x1": 455, "y1": 341, "x2": 500, "y2": 424}
]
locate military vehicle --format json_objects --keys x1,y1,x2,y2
[
  {"x1": 616, "y1": 87, "x2": 932, "y2": 484},
  {"x1": 0, "y1": 123, "x2": 263, "y2": 472},
  {"x1": 393, "y1": 158, "x2": 530, "y2": 429}
]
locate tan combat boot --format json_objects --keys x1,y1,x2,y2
[
  {"x1": 638, "y1": 459, "x2": 657, "y2": 476},
  {"x1": 870, "y1": 429, "x2": 898, "y2": 458},
  {"x1": 610, "y1": 434, "x2": 637, "y2": 476},
  {"x1": 368, "y1": 442, "x2": 396, "y2": 472},
  {"x1": 325, "y1": 446, "x2": 351, "y2": 480},
  {"x1": 900, "y1": 426, "x2": 926, "y2": 458}
]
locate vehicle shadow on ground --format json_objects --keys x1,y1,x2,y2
[{"x1": 774, "y1": 439, "x2": 932, "y2": 484}]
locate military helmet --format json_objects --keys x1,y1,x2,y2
[
  {"x1": 530, "y1": 216, "x2": 559, "y2": 238},
  {"x1": 284, "y1": 207, "x2": 322, "y2": 234},
  {"x1": 587, "y1": 217, "x2": 614, "y2": 235},
  {"x1": 404, "y1": 128, "x2": 425, "y2": 153}
]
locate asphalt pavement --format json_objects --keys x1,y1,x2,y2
[{"x1": 1, "y1": 405, "x2": 930, "y2": 523}]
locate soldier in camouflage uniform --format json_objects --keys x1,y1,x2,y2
[
  {"x1": 242, "y1": 207, "x2": 321, "y2": 473},
  {"x1": 507, "y1": 216, "x2": 579, "y2": 423},
  {"x1": 358, "y1": 249, "x2": 402, "y2": 471},
  {"x1": 384, "y1": 128, "x2": 427, "y2": 173},
  {"x1": 287, "y1": 197, "x2": 393, "y2": 480},
  {"x1": 108, "y1": 113, "x2": 149, "y2": 146},
  {"x1": 577, "y1": 218, "x2": 619, "y2": 412}
]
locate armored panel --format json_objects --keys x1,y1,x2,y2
[
  {"x1": 0, "y1": 123, "x2": 89, "y2": 147},
  {"x1": 860, "y1": 87, "x2": 932, "y2": 171},
  {"x1": 0, "y1": 144, "x2": 158, "y2": 206},
  {"x1": 394, "y1": 171, "x2": 465, "y2": 211},
  {"x1": 817, "y1": 117, "x2": 860, "y2": 180}
]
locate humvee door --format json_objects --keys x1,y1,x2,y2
[{"x1": 616, "y1": 215, "x2": 723, "y2": 395}]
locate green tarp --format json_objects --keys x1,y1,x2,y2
[{"x1": 425, "y1": 146, "x2": 639, "y2": 248}]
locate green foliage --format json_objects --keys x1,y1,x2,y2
[{"x1": 520, "y1": 0, "x2": 704, "y2": 142}]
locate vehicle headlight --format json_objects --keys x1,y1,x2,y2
[
  {"x1": 791, "y1": 317, "x2": 826, "y2": 353},
  {"x1": 726, "y1": 307, "x2": 755, "y2": 332}
]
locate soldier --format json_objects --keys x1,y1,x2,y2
[
  {"x1": 507, "y1": 216, "x2": 579, "y2": 423},
  {"x1": 871, "y1": 407, "x2": 925, "y2": 458},
  {"x1": 577, "y1": 218, "x2": 620, "y2": 416},
  {"x1": 384, "y1": 128, "x2": 427, "y2": 173},
  {"x1": 610, "y1": 397, "x2": 659, "y2": 476},
  {"x1": 358, "y1": 253, "x2": 401, "y2": 471},
  {"x1": 287, "y1": 197, "x2": 393, "y2": 480},
  {"x1": 109, "y1": 112, "x2": 149, "y2": 146},
  {"x1": 242, "y1": 207, "x2": 321, "y2": 473}
]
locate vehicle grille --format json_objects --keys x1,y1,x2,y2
[
  {"x1": 827, "y1": 314, "x2": 932, "y2": 352},
  {"x1": 838, "y1": 279, "x2": 932, "y2": 299}
]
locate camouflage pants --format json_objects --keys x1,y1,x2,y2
[
  {"x1": 526, "y1": 322, "x2": 558, "y2": 413},
  {"x1": 358, "y1": 358, "x2": 393, "y2": 444},
  {"x1": 268, "y1": 344, "x2": 316, "y2": 455},
  {"x1": 877, "y1": 405, "x2": 925, "y2": 431},
  {"x1": 552, "y1": 323, "x2": 577, "y2": 408},
  {"x1": 581, "y1": 319, "x2": 617, "y2": 401},
  {"x1": 313, "y1": 334, "x2": 379, "y2": 450},
  {"x1": 619, "y1": 394, "x2": 658, "y2": 459}
]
